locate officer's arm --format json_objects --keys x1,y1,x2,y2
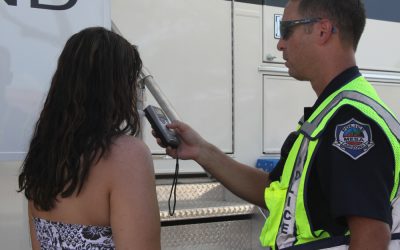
[
  {"x1": 196, "y1": 142, "x2": 271, "y2": 208},
  {"x1": 164, "y1": 120, "x2": 271, "y2": 208},
  {"x1": 347, "y1": 216, "x2": 390, "y2": 250}
]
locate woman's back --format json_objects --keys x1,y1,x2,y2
[{"x1": 29, "y1": 135, "x2": 160, "y2": 249}]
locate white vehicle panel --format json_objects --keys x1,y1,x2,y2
[
  {"x1": 262, "y1": 74, "x2": 315, "y2": 153},
  {"x1": 0, "y1": 0, "x2": 111, "y2": 160},
  {"x1": 111, "y1": 0, "x2": 234, "y2": 157},
  {"x1": 357, "y1": 19, "x2": 400, "y2": 72}
]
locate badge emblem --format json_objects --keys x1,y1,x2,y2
[{"x1": 332, "y1": 118, "x2": 374, "y2": 160}]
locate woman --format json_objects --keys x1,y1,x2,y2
[{"x1": 18, "y1": 27, "x2": 161, "y2": 249}]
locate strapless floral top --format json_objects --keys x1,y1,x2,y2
[{"x1": 33, "y1": 217, "x2": 115, "y2": 249}]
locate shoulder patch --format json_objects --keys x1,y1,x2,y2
[{"x1": 332, "y1": 118, "x2": 375, "y2": 160}]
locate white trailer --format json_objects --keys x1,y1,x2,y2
[{"x1": 1, "y1": 0, "x2": 400, "y2": 249}]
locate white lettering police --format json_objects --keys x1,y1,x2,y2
[{"x1": 281, "y1": 169, "x2": 302, "y2": 234}]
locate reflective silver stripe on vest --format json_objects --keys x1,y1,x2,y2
[
  {"x1": 276, "y1": 137, "x2": 310, "y2": 249},
  {"x1": 299, "y1": 115, "x2": 305, "y2": 125},
  {"x1": 276, "y1": 90, "x2": 400, "y2": 249},
  {"x1": 300, "y1": 90, "x2": 400, "y2": 203},
  {"x1": 300, "y1": 91, "x2": 400, "y2": 140}
]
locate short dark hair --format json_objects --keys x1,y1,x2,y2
[
  {"x1": 297, "y1": 0, "x2": 366, "y2": 50},
  {"x1": 18, "y1": 27, "x2": 143, "y2": 210}
]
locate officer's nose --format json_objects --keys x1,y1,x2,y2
[{"x1": 277, "y1": 38, "x2": 285, "y2": 51}]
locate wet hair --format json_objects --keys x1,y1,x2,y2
[
  {"x1": 296, "y1": 0, "x2": 366, "y2": 50},
  {"x1": 18, "y1": 27, "x2": 143, "y2": 211}
]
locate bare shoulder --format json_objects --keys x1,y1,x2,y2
[
  {"x1": 108, "y1": 135, "x2": 152, "y2": 165},
  {"x1": 107, "y1": 135, "x2": 160, "y2": 249},
  {"x1": 111, "y1": 135, "x2": 151, "y2": 158},
  {"x1": 105, "y1": 135, "x2": 154, "y2": 182}
]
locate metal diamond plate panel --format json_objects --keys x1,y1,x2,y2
[
  {"x1": 161, "y1": 220, "x2": 252, "y2": 250},
  {"x1": 157, "y1": 183, "x2": 223, "y2": 201},
  {"x1": 160, "y1": 200, "x2": 254, "y2": 221}
]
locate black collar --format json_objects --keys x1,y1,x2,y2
[{"x1": 304, "y1": 66, "x2": 361, "y2": 120}]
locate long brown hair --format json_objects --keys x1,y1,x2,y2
[{"x1": 18, "y1": 27, "x2": 142, "y2": 211}]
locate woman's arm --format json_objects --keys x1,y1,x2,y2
[
  {"x1": 109, "y1": 137, "x2": 161, "y2": 250},
  {"x1": 28, "y1": 203, "x2": 41, "y2": 250}
]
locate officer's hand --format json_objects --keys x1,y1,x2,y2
[{"x1": 152, "y1": 120, "x2": 206, "y2": 161}]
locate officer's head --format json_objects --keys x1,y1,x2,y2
[{"x1": 294, "y1": 0, "x2": 366, "y2": 50}]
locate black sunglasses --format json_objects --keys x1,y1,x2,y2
[{"x1": 280, "y1": 18, "x2": 322, "y2": 40}]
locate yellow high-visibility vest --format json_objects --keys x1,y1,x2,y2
[{"x1": 260, "y1": 76, "x2": 400, "y2": 250}]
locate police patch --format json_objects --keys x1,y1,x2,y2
[{"x1": 332, "y1": 118, "x2": 374, "y2": 160}]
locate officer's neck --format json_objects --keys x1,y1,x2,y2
[{"x1": 311, "y1": 48, "x2": 356, "y2": 97}]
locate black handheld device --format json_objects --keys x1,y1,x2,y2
[
  {"x1": 144, "y1": 105, "x2": 180, "y2": 215},
  {"x1": 144, "y1": 105, "x2": 180, "y2": 148}
]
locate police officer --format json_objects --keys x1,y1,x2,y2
[{"x1": 155, "y1": 0, "x2": 400, "y2": 249}]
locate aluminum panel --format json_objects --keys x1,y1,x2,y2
[{"x1": 161, "y1": 220, "x2": 252, "y2": 250}]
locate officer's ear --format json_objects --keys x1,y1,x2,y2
[{"x1": 317, "y1": 19, "x2": 335, "y2": 45}]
